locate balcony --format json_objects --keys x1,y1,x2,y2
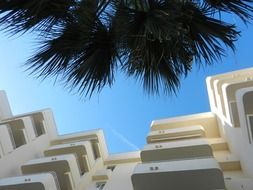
[
  {"x1": 222, "y1": 79, "x2": 253, "y2": 126},
  {"x1": 0, "y1": 119, "x2": 27, "y2": 149},
  {"x1": 44, "y1": 141, "x2": 95, "y2": 175},
  {"x1": 0, "y1": 173, "x2": 59, "y2": 190},
  {"x1": 213, "y1": 150, "x2": 241, "y2": 171},
  {"x1": 208, "y1": 138, "x2": 228, "y2": 151},
  {"x1": 0, "y1": 125, "x2": 16, "y2": 155},
  {"x1": 131, "y1": 158, "x2": 225, "y2": 190},
  {"x1": 50, "y1": 129, "x2": 107, "y2": 160},
  {"x1": 2, "y1": 112, "x2": 46, "y2": 139},
  {"x1": 92, "y1": 169, "x2": 112, "y2": 181},
  {"x1": 21, "y1": 154, "x2": 80, "y2": 190},
  {"x1": 147, "y1": 125, "x2": 205, "y2": 143},
  {"x1": 141, "y1": 138, "x2": 213, "y2": 162}
]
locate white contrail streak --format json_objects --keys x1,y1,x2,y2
[{"x1": 110, "y1": 128, "x2": 139, "y2": 151}]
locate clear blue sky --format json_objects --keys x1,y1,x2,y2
[{"x1": 0, "y1": 17, "x2": 253, "y2": 154}]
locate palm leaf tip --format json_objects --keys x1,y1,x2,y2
[
  {"x1": 0, "y1": 0, "x2": 76, "y2": 34},
  {"x1": 181, "y1": 1, "x2": 239, "y2": 64},
  {"x1": 205, "y1": 0, "x2": 253, "y2": 23}
]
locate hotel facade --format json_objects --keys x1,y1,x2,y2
[{"x1": 0, "y1": 68, "x2": 253, "y2": 190}]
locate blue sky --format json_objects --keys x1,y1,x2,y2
[{"x1": 0, "y1": 17, "x2": 253, "y2": 154}]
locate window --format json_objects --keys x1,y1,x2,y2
[
  {"x1": 107, "y1": 165, "x2": 116, "y2": 171},
  {"x1": 96, "y1": 182, "x2": 106, "y2": 190}
]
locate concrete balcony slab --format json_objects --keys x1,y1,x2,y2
[{"x1": 45, "y1": 141, "x2": 95, "y2": 174}]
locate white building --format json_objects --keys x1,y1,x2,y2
[{"x1": 0, "y1": 67, "x2": 253, "y2": 190}]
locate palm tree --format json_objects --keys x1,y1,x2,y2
[{"x1": 0, "y1": 0, "x2": 252, "y2": 96}]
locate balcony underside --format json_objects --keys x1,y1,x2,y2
[
  {"x1": 0, "y1": 182, "x2": 48, "y2": 190},
  {"x1": 22, "y1": 162, "x2": 70, "y2": 190},
  {"x1": 132, "y1": 158, "x2": 225, "y2": 190},
  {"x1": 141, "y1": 139, "x2": 213, "y2": 162},
  {"x1": 0, "y1": 173, "x2": 58, "y2": 190},
  {"x1": 21, "y1": 155, "x2": 79, "y2": 190}
]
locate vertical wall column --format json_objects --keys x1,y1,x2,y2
[{"x1": 0, "y1": 91, "x2": 13, "y2": 120}]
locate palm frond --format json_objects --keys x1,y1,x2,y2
[
  {"x1": 111, "y1": 0, "x2": 238, "y2": 94},
  {"x1": 125, "y1": 39, "x2": 191, "y2": 95},
  {"x1": 204, "y1": 0, "x2": 253, "y2": 23},
  {"x1": 26, "y1": 9, "x2": 118, "y2": 96},
  {"x1": 182, "y1": 1, "x2": 239, "y2": 64},
  {"x1": 0, "y1": 0, "x2": 248, "y2": 97},
  {"x1": 0, "y1": 0, "x2": 76, "y2": 34}
]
